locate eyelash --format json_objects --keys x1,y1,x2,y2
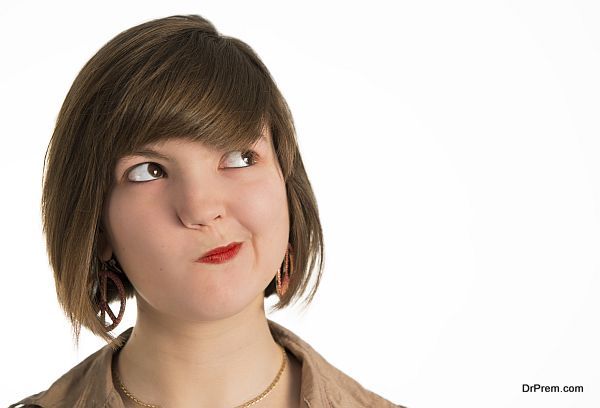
[{"x1": 126, "y1": 150, "x2": 261, "y2": 183}]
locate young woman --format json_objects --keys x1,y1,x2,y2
[{"x1": 10, "y1": 14, "x2": 403, "y2": 408}]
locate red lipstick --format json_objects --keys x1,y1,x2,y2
[{"x1": 196, "y1": 242, "x2": 242, "y2": 264}]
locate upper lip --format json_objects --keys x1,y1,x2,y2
[{"x1": 198, "y1": 242, "x2": 242, "y2": 259}]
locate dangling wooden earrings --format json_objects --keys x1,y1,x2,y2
[
  {"x1": 97, "y1": 257, "x2": 126, "y2": 331},
  {"x1": 276, "y1": 243, "x2": 293, "y2": 297}
]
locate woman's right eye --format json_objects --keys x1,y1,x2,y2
[{"x1": 127, "y1": 162, "x2": 165, "y2": 183}]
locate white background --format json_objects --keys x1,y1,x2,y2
[{"x1": 2, "y1": 1, "x2": 599, "y2": 407}]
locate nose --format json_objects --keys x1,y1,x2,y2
[
  {"x1": 181, "y1": 212, "x2": 223, "y2": 229},
  {"x1": 175, "y1": 173, "x2": 228, "y2": 229}
]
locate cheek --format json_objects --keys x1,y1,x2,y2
[
  {"x1": 108, "y1": 193, "x2": 153, "y2": 246},
  {"x1": 234, "y1": 174, "x2": 289, "y2": 275},
  {"x1": 105, "y1": 190, "x2": 175, "y2": 277},
  {"x1": 236, "y1": 174, "x2": 289, "y2": 235}
]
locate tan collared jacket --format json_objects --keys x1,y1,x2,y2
[{"x1": 9, "y1": 319, "x2": 405, "y2": 407}]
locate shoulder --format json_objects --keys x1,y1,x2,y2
[
  {"x1": 8, "y1": 327, "x2": 133, "y2": 407},
  {"x1": 7, "y1": 391, "x2": 45, "y2": 407},
  {"x1": 8, "y1": 339, "x2": 125, "y2": 408},
  {"x1": 317, "y1": 358, "x2": 405, "y2": 407},
  {"x1": 268, "y1": 319, "x2": 406, "y2": 407}
]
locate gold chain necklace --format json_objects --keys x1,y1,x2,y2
[{"x1": 113, "y1": 345, "x2": 288, "y2": 408}]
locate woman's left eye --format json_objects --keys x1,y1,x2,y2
[{"x1": 222, "y1": 150, "x2": 260, "y2": 168}]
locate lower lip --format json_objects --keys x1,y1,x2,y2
[{"x1": 196, "y1": 243, "x2": 242, "y2": 264}]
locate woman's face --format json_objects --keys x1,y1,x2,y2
[{"x1": 99, "y1": 126, "x2": 289, "y2": 321}]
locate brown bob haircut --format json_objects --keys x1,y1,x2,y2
[{"x1": 41, "y1": 14, "x2": 324, "y2": 349}]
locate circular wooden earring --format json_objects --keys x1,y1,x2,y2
[
  {"x1": 276, "y1": 243, "x2": 293, "y2": 297},
  {"x1": 97, "y1": 259, "x2": 126, "y2": 331}
]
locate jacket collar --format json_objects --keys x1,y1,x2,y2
[{"x1": 13, "y1": 319, "x2": 399, "y2": 407}]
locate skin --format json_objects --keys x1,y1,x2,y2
[{"x1": 98, "y1": 126, "x2": 302, "y2": 407}]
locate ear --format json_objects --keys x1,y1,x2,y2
[{"x1": 97, "y1": 228, "x2": 114, "y2": 262}]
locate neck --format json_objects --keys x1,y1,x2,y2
[{"x1": 113, "y1": 294, "x2": 286, "y2": 407}]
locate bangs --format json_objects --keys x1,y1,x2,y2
[{"x1": 97, "y1": 29, "x2": 272, "y2": 169}]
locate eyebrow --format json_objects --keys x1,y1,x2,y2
[
  {"x1": 125, "y1": 148, "x2": 173, "y2": 162},
  {"x1": 124, "y1": 135, "x2": 268, "y2": 162}
]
